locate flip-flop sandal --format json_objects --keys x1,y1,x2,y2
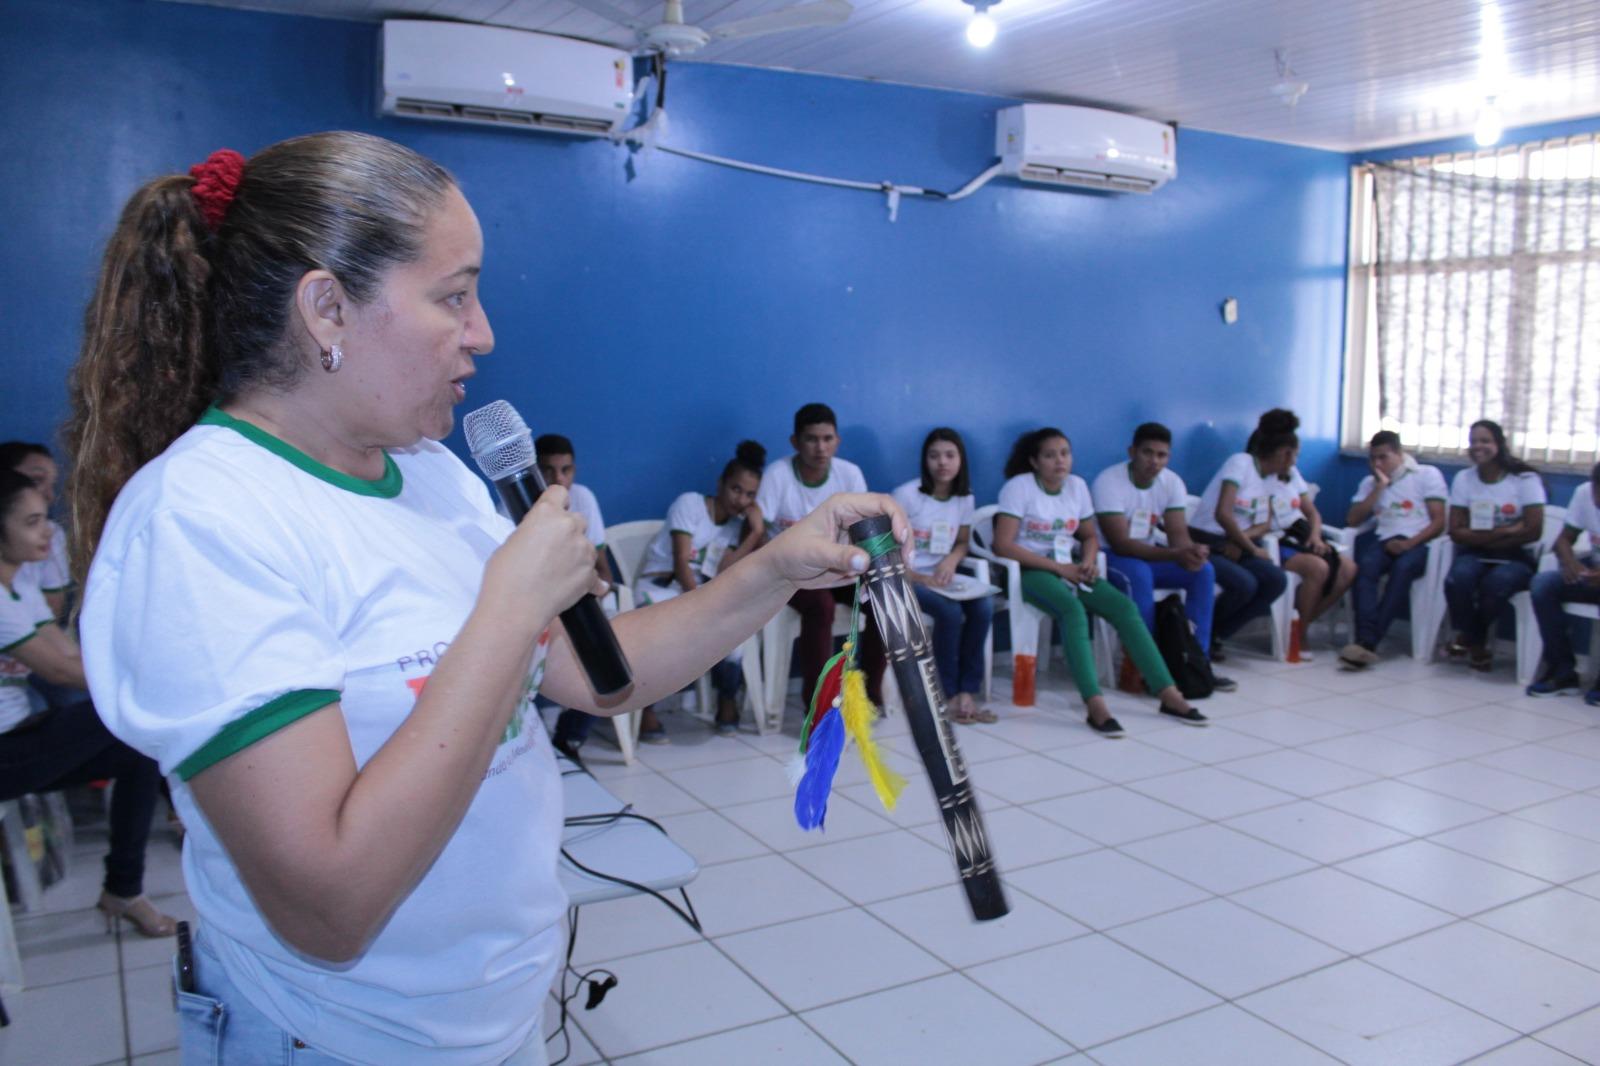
[
  {"x1": 950, "y1": 705, "x2": 979, "y2": 725},
  {"x1": 970, "y1": 706, "x2": 998, "y2": 723}
]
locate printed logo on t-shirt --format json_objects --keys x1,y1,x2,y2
[
  {"x1": 400, "y1": 631, "x2": 550, "y2": 748},
  {"x1": 1023, "y1": 517, "x2": 1077, "y2": 538}
]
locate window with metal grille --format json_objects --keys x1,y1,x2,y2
[{"x1": 1343, "y1": 134, "x2": 1600, "y2": 470}]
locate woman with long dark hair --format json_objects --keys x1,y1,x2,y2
[
  {"x1": 1443, "y1": 419, "x2": 1545, "y2": 670},
  {"x1": 891, "y1": 428, "x2": 995, "y2": 724},
  {"x1": 69, "y1": 132, "x2": 904, "y2": 1062},
  {"x1": 991, "y1": 428, "x2": 1205, "y2": 736}
]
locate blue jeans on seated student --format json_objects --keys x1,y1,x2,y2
[
  {"x1": 911, "y1": 585, "x2": 994, "y2": 698},
  {"x1": 177, "y1": 931, "x2": 548, "y2": 1065},
  {"x1": 1105, "y1": 553, "x2": 1216, "y2": 652},
  {"x1": 1445, "y1": 550, "x2": 1533, "y2": 645},
  {"x1": 1353, "y1": 537, "x2": 1430, "y2": 647},
  {"x1": 553, "y1": 659, "x2": 746, "y2": 745},
  {"x1": 1530, "y1": 569, "x2": 1600, "y2": 678}
]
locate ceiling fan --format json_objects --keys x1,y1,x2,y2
[{"x1": 566, "y1": 0, "x2": 853, "y2": 57}]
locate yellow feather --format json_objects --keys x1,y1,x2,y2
[{"x1": 840, "y1": 667, "x2": 906, "y2": 812}]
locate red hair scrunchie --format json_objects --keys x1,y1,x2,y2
[{"x1": 188, "y1": 148, "x2": 246, "y2": 232}]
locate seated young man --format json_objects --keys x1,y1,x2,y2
[
  {"x1": 538, "y1": 434, "x2": 647, "y2": 754},
  {"x1": 1526, "y1": 462, "x2": 1600, "y2": 705},
  {"x1": 757, "y1": 403, "x2": 886, "y2": 707},
  {"x1": 1092, "y1": 423, "x2": 1235, "y2": 692}
]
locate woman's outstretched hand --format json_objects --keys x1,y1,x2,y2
[{"x1": 758, "y1": 493, "x2": 911, "y2": 590}]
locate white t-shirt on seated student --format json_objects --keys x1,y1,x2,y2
[
  {"x1": 1449, "y1": 467, "x2": 1546, "y2": 532},
  {"x1": 997, "y1": 473, "x2": 1094, "y2": 563},
  {"x1": 1091, "y1": 463, "x2": 1188, "y2": 546},
  {"x1": 568, "y1": 482, "x2": 606, "y2": 547},
  {"x1": 1563, "y1": 483, "x2": 1600, "y2": 562},
  {"x1": 0, "y1": 566, "x2": 53, "y2": 733},
  {"x1": 1191, "y1": 452, "x2": 1274, "y2": 537},
  {"x1": 80, "y1": 408, "x2": 558, "y2": 1066},
  {"x1": 1353, "y1": 464, "x2": 1449, "y2": 540},
  {"x1": 891, "y1": 479, "x2": 975, "y2": 573},
  {"x1": 639, "y1": 491, "x2": 745, "y2": 582},
  {"x1": 756, "y1": 456, "x2": 867, "y2": 535},
  {"x1": 1262, "y1": 466, "x2": 1311, "y2": 532}
]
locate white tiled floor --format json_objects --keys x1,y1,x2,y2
[{"x1": 7, "y1": 634, "x2": 1600, "y2": 1065}]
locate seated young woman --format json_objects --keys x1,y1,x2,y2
[
  {"x1": 1256, "y1": 419, "x2": 1357, "y2": 660},
  {"x1": 1444, "y1": 419, "x2": 1546, "y2": 671},
  {"x1": 991, "y1": 428, "x2": 1206, "y2": 736},
  {"x1": 0, "y1": 470, "x2": 175, "y2": 937},
  {"x1": 634, "y1": 441, "x2": 768, "y2": 734},
  {"x1": 1339, "y1": 430, "x2": 1447, "y2": 668},
  {"x1": 891, "y1": 428, "x2": 995, "y2": 725}
]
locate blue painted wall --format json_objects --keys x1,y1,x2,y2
[
  {"x1": 1325, "y1": 113, "x2": 1600, "y2": 520},
  {"x1": 3, "y1": 0, "x2": 1352, "y2": 527}
]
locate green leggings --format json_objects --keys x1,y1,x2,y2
[{"x1": 1020, "y1": 570, "x2": 1176, "y2": 701}]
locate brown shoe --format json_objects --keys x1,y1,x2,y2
[{"x1": 97, "y1": 891, "x2": 177, "y2": 938}]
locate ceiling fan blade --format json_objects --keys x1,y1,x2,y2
[
  {"x1": 565, "y1": 0, "x2": 652, "y2": 33},
  {"x1": 708, "y1": 0, "x2": 852, "y2": 41}
]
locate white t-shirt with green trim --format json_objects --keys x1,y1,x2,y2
[
  {"x1": 890, "y1": 480, "x2": 974, "y2": 573},
  {"x1": 1091, "y1": 463, "x2": 1188, "y2": 546},
  {"x1": 639, "y1": 491, "x2": 744, "y2": 582},
  {"x1": 1352, "y1": 464, "x2": 1449, "y2": 539},
  {"x1": 756, "y1": 456, "x2": 867, "y2": 535},
  {"x1": 1449, "y1": 467, "x2": 1547, "y2": 530},
  {"x1": 1563, "y1": 484, "x2": 1600, "y2": 560},
  {"x1": 1192, "y1": 452, "x2": 1273, "y2": 537},
  {"x1": 0, "y1": 566, "x2": 52, "y2": 733},
  {"x1": 1262, "y1": 465, "x2": 1311, "y2": 532},
  {"x1": 81, "y1": 409, "x2": 558, "y2": 1066},
  {"x1": 997, "y1": 473, "x2": 1094, "y2": 562},
  {"x1": 568, "y1": 482, "x2": 606, "y2": 548}
]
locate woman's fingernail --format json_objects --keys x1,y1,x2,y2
[{"x1": 850, "y1": 553, "x2": 867, "y2": 572}]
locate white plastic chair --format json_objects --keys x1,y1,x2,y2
[
  {"x1": 1508, "y1": 508, "x2": 1589, "y2": 685},
  {"x1": 1338, "y1": 516, "x2": 1452, "y2": 661},
  {"x1": 968, "y1": 505, "x2": 1115, "y2": 706},
  {"x1": 759, "y1": 599, "x2": 852, "y2": 731},
  {"x1": 595, "y1": 519, "x2": 660, "y2": 763}
]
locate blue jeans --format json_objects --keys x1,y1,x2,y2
[
  {"x1": 1445, "y1": 550, "x2": 1533, "y2": 645},
  {"x1": 1208, "y1": 553, "x2": 1288, "y2": 641},
  {"x1": 177, "y1": 933, "x2": 546, "y2": 1065},
  {"x1": 1105, "y1": 553, "x2": 1216, "y2": 652},
  {"x1": 1353, "y1": 537, "x2": 1430, "y2": 647},
  {"x1": 1530, "y1": 569, "x2": 1600, "y2": 678},
  {"x1": 912, "y1": 584, "x2": 994, "y2": 697}
]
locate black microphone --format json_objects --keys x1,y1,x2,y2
[{"x1": 463, "y1": 400, "x2": 633, "y2": 697}]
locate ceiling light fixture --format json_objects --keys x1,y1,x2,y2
[
  {"x1": 1272, "y1": 48, "x2": 1309, "y2": 108},
  {"x1": 963, "y1": 0, "x2": 999, "y2": 48}
]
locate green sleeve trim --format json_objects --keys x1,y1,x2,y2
[
  {"x1": 39, "y1": 584, "x2": 70, "y2": 593},
  {"x1": 669, "y1": 528, "x2": 693, "y2": 536},
  {"x1": 176, "y1": 688, "x2": 340, "y2": 781},
  {"x1": 0, "y1": 626, "x2": 42, "y2": 653},
  {"x1": 1095, "y1": 509, "x2": 1126, "y2": 517},
  {"x1": 199, "y1": 408, "x2": 402, "y2": 499},
  {"x1": 1163, "y1": 505, "x2": 1186, "y2": 512},
  {"x1": 1425, "y1": 496, "x2": 1447, "y2": 503},
  {"x1": 997, "y1": 509, "x2": 1023, "y2": 519},
  {"x1": 1221, "y1": 479, "x2": 1241, "y2": 489}
]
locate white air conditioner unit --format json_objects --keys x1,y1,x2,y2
[
  {"x1": 996, "y1": 104, "x2": 1176, "y2": 193},
  {"x1": 380, "y1": 21, "x2": 633, "y2": 137}
]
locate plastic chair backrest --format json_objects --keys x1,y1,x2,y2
[
  {"x1": 1537, "y1": 505, "x2": 1568, "y2": 559},
  {"x1": 969, "y1": 504, "x2": 1001, "y2": 559},
  {"x1": 604, "y1": 519, "x2": 664, "y2": 588},
  {"x1": 1185, "y1": 494, "x2": 1201, "y2": 522}
]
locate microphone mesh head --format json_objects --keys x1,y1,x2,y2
[{"x1": 463, "y1": 400, "x2": 534, "y2": 481}]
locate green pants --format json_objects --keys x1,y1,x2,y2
[{"x1": 1020, "y1": 569, "x2": 1175, "y2": 701}]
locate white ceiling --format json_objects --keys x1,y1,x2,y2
[{"x1": 165, "y1": 0, "x2": 1600, "y2": 151}]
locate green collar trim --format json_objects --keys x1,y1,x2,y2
[
  {"x1": 793, "y1": 456, "x2": 831, "y2": 489},
  {"x1": 1127, "y1": 462, "x2": 1156, "y2": 491},
  {"x1": 1033, "y1": 475, "x2": 1063, "y2": 496},
  {"x1": 200, "y1": 408, "x2": 402, "y2": 499}
]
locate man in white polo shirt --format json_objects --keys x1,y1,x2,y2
[
  {"x1": 757, "y1": 403, "x2": 885, "y2": 706},
  {"x1": 1527, "y1": 463, "x2": 1600, "y2": 704},
  {"x1": 1093, "y1": 422, "x2": 1235, "y2": 691}
]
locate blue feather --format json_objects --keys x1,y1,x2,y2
[{"x1": 793, "y1": 709, "x2": 845, "y2": 831}]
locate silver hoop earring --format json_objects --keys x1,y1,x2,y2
[{"x1": 321, "y1": 343, "x2": 343, "y2": 373}]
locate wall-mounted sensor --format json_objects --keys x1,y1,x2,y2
[{"x1": 1221, "y1": 298, "x2": 1239, "y2": 325}]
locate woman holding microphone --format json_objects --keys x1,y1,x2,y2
[{"x1": 70, "y1": 132, "x2": 904, "y2": 1065}]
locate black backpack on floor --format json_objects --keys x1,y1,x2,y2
[{"x1": 1154, "y1": 594, "x2": 1216, "y2": 700}]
